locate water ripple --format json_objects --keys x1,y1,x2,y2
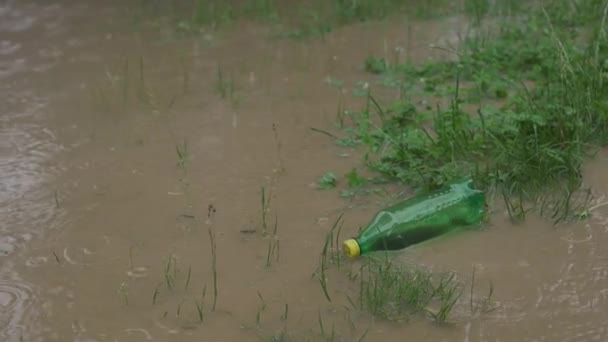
[
  {"x1": 0, "y1": 269, "x2": 33, "y2": 341},
  {"x1": 0, "y1": 1, "x2": 64, "y2": 34},
  {"x1": 0, "y1": 40, "x2": 21, "y2": 56},
  {"x1": 0, "y1": 58, "x2": 25, "y2": 79},
  {"x1": 0, "y1": 92, "x2": 62, "y2": 256}
]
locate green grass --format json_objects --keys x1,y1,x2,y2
[
  {"x1": 215, "y1": 64, "x2": 236, "y2": 103},
  {"x1": 255, "y1": 291, "x2": 267, "y2": 327},
  {"x1": 91, "y1": 55, "x2": 190, "y2": 114},
  {"x1": 312, "y1": 215, "x2": 478, "y2": 325},
  {"x1": 207, "y1": 205, "x2": 219, "y2": 311},
  {"x1": 137, "y1": 0, "x2": 455, "y2": 40},
  {"x1": 260, "y1": 186, "x2": 270, "y2": 234},
  {"x1": 318, "y1": 172, "x2": 338, "y2": 189},
  {"x1": 265, "y1": 216, "x2": 280, "y2": 268},
  {"x1": 469, "y1": 266, "x2": 497, "y2": 318},
  {"x1": 329, "y1": 0, "x2": 608, "y2": 221},
  {"x1": 324, "y1": 254, "x2": 497, "y2": 325},
  {"x1": 195, "y1": 299, "x2": 205, "y2": 322},
  {"x1": 355, "y1": 256, "x2": 462, "y2": 322},
  {"x1": 314, "y1": 214, "x2": 345, "y2": 303},
  {"x1": 272, "y1": 123, "x2": 285, "y2": 173},
  {"x1": 139, "y1": 0, "x2": 276, "y2": 33},
  {"x1": 175, "y1": 140, "x2": 189, "y2": 170},
  {"x1": 164, "y1": 253, "x2": 177, "y2": 291},
  {"x1": 118, "y1": 282, "x2": 130, "y2": 306},
  {"x1": 152, "y1": 285, "x2": 160, "y2": 305}
]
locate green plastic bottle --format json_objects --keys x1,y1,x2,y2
[{"x1": 342, "y1": 178, "x2": 485, "y2": 258}]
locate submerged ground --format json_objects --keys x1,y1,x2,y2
[{"x1": 2, "y1": 0, "x2": 608, "y2": 341}]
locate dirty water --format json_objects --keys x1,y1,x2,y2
[{"x1": 2, "y1": 1, "x2": 608, "y2": 341}]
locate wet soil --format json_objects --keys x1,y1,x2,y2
[{"x1": 2, "y1": 1, "x2": 608, "y2": 341}]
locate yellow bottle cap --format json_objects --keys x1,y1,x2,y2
[{"x1": 343, "y1": 239, "x2": 360, "y2": 258}]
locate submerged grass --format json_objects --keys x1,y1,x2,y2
[
  {"x1": 469, "y1": 266, "x2": 497, "y2": 318},
  {"x1": 330, "y1": 0, "x2": 608, "y2": 221},
  {"x1": 355, "y1": 256, "x2": 462, "y2": 322},
  {"x1": 311, "y1": 214, "x2": 470, "y2": 333},
  {"x1": 91, "y1": 54, "x2": 191, "y2": 115}
]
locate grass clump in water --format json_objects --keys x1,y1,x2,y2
[
  {"x1": 315, "y1": 217, "x2": 478, "y2": 325},
  {"x1": 333, "y1": 0, "x2": 608, "y2": 221},
  {"x1": 356, "y1": 256, "x2": 462, "y2": 323},
  {"x1": 318, "y1": 172, "x2": 338, "y2": 189}
]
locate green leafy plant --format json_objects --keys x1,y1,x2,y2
[
  {"x1": 335, "y1": 1, "x2": 607, "y2": 221},
  {"x1": 318, "y1": 172, "x2": 338, "y2": 189}
]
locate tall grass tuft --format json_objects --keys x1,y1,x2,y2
[
  {"x1": 207, "y1": 204, "x2": 218, "y2": 311},
  {"x1": 315, "y1": 213, "x2": 344, "y2": 303},
  {"x1": 265, "y1": 216, "x2": 280, "y2": 267},
  {"x1": 255, "y1": 291, "x2": 266, "y2": 327},
  {"x1": 215, "y1": 64, "x2": 236, "y2": 104},
  {"x1": 260, "y1": 186, "x2": 269, "y2": 234}
]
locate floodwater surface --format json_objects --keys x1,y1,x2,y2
[{"x1": 2, "y1": 1, "x2": 608, "y2": 341}]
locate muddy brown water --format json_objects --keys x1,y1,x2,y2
[{"x1": 2, "y1": 1, "x2": 608, "y2": 341}]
